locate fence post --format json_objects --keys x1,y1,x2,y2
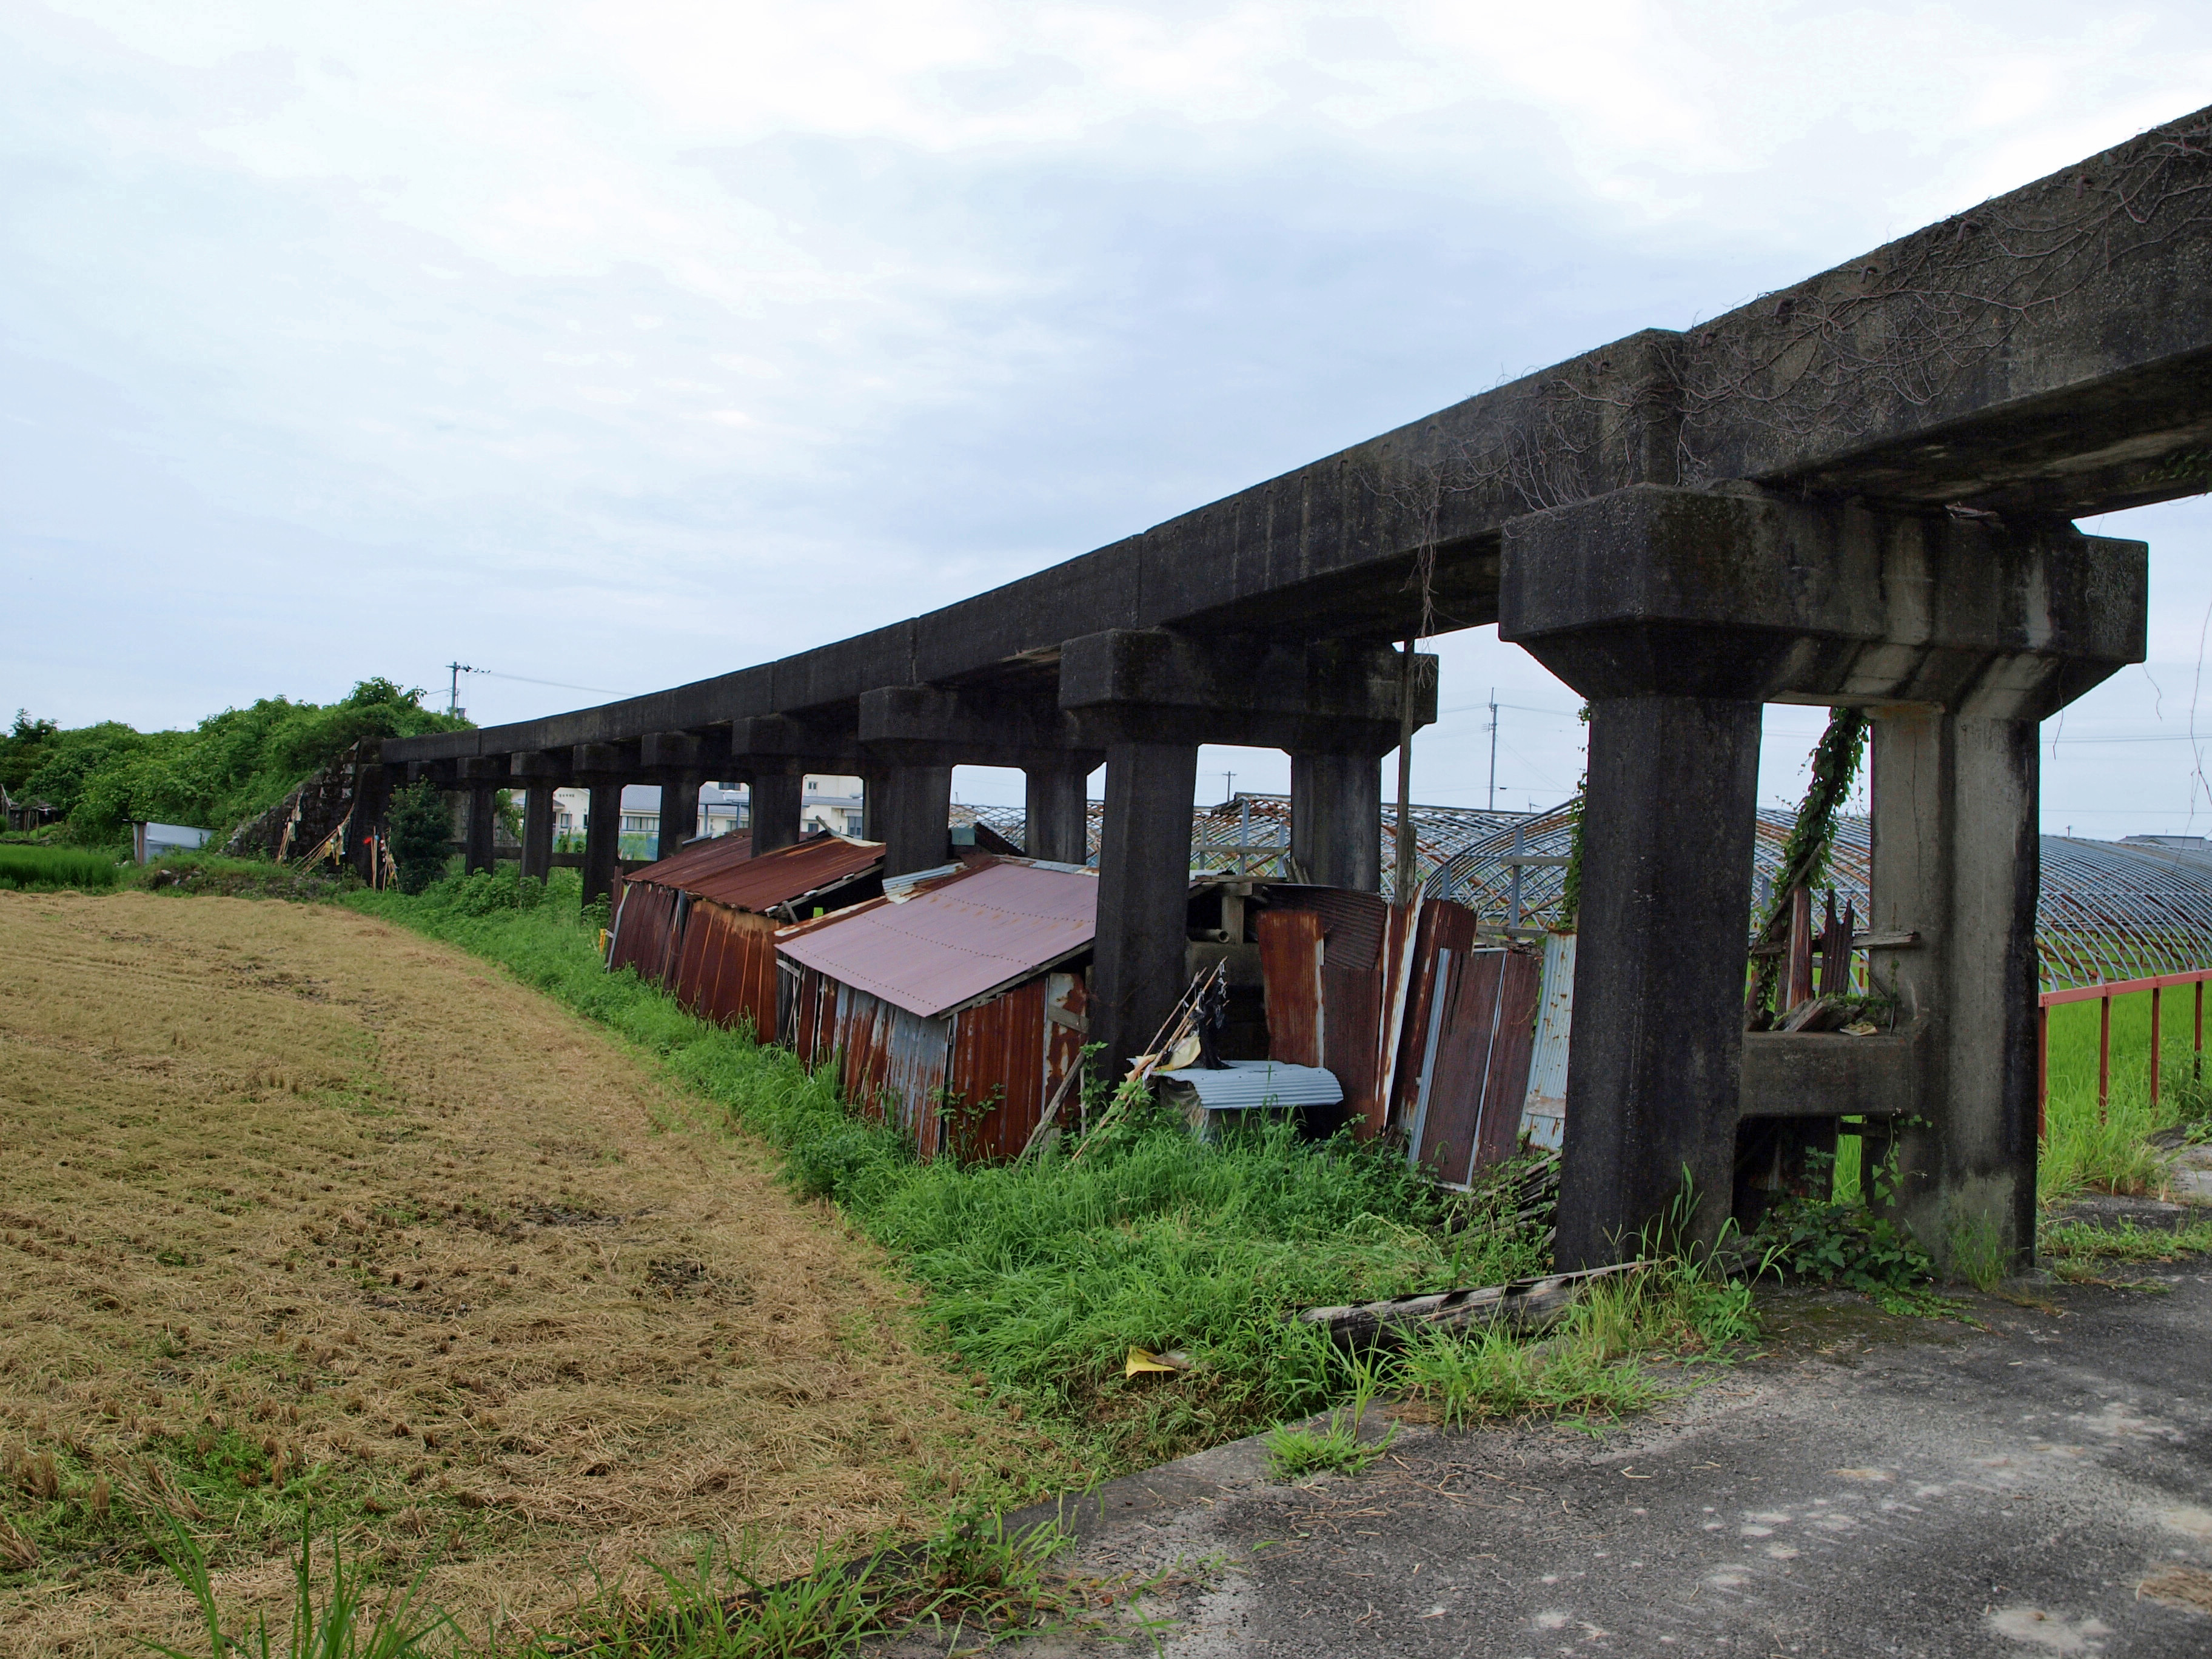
[
  {"x1": 2098, "y1": 993, "x2": 2112, "y2": 1125},
  {"x1": 2151, "y1": 985, "x2": 2163, "y2": 1111},
  {"x1": 2197, "y1": 977, "x2": 2204, "y2": 1084}
]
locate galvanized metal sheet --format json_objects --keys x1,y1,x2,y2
[
  {"x1": 1156, "y1": 1059, "x2": 1343, "y2": 1110},
  {"x1": 776, "y1": 860, "x2": 1099, "y2": 1021},
  {"x1": 1519, "y1": 931, "x2": 1576, "y2": 1151}
]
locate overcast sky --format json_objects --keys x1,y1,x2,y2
[{"x1": 5, "y1": 2, "x2": 2210, "y2": 833}]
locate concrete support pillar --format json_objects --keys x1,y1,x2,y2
[
  {"x1": 1024, "y1": 763, "x2": 1091, "y2": 863},
  {"x1": 1555, "y1": 696, "x2": 1763, "y2": 1265},
  {"x1": 1870, "y1": 708, "x2": 2041, "y2": 1274},
  {"x1": 521, "y1": 785, "x2": 555, "y2": 883},
  {"x1": 1290, "y1": 751, "x2": 1382, "y2": 890},
  {"x1": 464, "y1": 785, "x2": 497, "y2": 875},
  {"x1": 659, "y1": 774, "x2": 701, "y2": 862},
  {"x1": 876, "y1": 764, "x2": 952, "y2": 877},
  {"x1": 750, "y1": 768, "x2": 803, "y2": 854},
  {"x1": 581, "y1": 782, "x2": 623, "y2": 908},
  {"x1": 1091, "y1": 741, "x2": 1198, "y2": 1078},
  {"x1": 857, "y1": 767, "x2": 885, "y2": 841}
]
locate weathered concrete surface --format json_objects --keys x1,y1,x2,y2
[{"x1": 994, "y1": 1270, "x2": 2212, "y2": 1658}]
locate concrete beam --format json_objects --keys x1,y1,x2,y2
[
  {"x1": 383, "y1": 107, "x2": 2212, "y2": 774},
  {"x1": 1501, "y1": 485, "x2": 2146, "y2": 714},
  {"x1": 1738, "y1": 1030, "x2": 1918, "y2": 1120},
  {"x1": 858, "y1": 686, "x2": 1104, "y2": 772},
  {"x1": 1059, "y1": 631, "x2": 1435, "y2": 751},
  {"x1": 509, "y1": 749, "x2": 570, "y2": 782}
]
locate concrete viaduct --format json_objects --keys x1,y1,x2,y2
[{"x1": 377, "y1": 108, "x2": 2212, "y2": 1273}]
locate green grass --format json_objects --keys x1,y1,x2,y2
[
  {"x1": 2040, "y1": 991, "x2": 2211, "y2": 1205},
  {"x1": 342, "y1": 866, "x2": 1550, "y2": 1472},
  {"x1": 142, "y1": 1500, "x2": 1082, "y2": 1658},
  {"x1": 0, "y1": 842, "x2": 126, "y2": 890}
]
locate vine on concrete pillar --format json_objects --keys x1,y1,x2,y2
[{"x1": 1748, "y1": 708, "x2": 1869, "y2": 1017}]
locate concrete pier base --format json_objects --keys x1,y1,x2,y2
[
  {"x1": 1024, "y1": 764, "x2": 1091, "y2": 864},
  {"x1": 1290, "y1": 751, "x2": 1382, "y2": 891},
  {"x1": 1091, "y1": 741, "x2": 1198, "y2": 1078}
]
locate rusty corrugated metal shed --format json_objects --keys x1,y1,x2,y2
[
  {"x1": 649, "y1": 831, "x2": 883, "y2": 914},
  {"x1": 776, "y1": 859, "x2": 1098, "y2": 1021}
]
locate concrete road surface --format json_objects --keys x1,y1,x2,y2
[{"x1": 986, "y1": 1262, "x2": 2212, "y2": 1658}]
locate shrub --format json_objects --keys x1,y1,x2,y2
[{"x1": 384, "y1": 782, "x2": 452, "y2": 895}]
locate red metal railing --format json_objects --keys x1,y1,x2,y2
[{"x1": 2037, "y1": 967, "x2": 2212, "y2": 1133}]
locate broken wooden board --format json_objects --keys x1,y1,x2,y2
[{"x1": 1295, "y1": 1261, "x2": 1646, "y2": 1349}]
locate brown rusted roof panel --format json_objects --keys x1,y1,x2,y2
[
  {"x1": 641, "y1": 831, "x2": 883, "y2": 914},
  {"x1": 776, "y1": 859, "x2": 1099, "y2": 1021},
  {"x1": 627, "y1": 830, "x2": 752, "y2": 887}
]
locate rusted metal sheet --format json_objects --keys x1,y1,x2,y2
[
  {"x1": 1257, "y1": 907, "x2": 1324, "y2": 1068},
  {"x1": 945, "y1": 979, "x2": 1048, "y2": 1162},
  {"x1": 683, "y1": 833, "x2": 883, "y2": 914},
  {"x1": 1412, "y1": 948, "x2": 1541, "y2": 1185},
  {"x1": 671, "y1": 899, "x2": 781, "y2": 1040},
  {"x1": 1519, "y1": 931, "x2": 1575, "y2": 1151},
  {"x1": 777, "y1": 860, "x2": 1098, "y2": 1021},
  {"x1": 834, "y1": 984, "x2": 951, "y2": 1153},
  {"x1": 608, "y1": 882, "x2": 680, "y2": 985},
  {"x1": 1389, "y1": 899, "x2": 1483, "y2": 1136},
  {"x1": 625, "y1": 830, "x2": 754, "y2": 888},
  {"x1": 1044, "y1": 971, "x2": 1088, "y2": 1132},
  {"x1": 1264, "y1": 886, "x2": 1392, "y2": 1136}
]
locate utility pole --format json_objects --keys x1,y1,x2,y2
[
  {"x1": 1487, "y1": 687, "x2": 1498, "y2": 812},
  {"x1": 446, "y1": 662, "x2": 474, "y2": 717}
]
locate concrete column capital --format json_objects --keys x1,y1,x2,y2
[
  {"x1": 1057, "y1": 629, "x2": 1435, "y2": 750},
  {"x1": 1500, "y1": 483, "x2": 2145, "y2": 718}
]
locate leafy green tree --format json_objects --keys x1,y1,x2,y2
[
  {"x1": 6, "y1": 680, "x2": 472, "y2": 843},
  {"x1": 386, "y1": 781, "x2": 455, "y2": 895}
]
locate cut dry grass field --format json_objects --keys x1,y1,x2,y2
[{"x1": 0, "y1": 891, "x2": 1048, "y2": 1655}]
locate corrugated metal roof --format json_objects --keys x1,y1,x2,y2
[
  {"x1": 625, "y1": 830, "x2": 754, "y2": 888},
  {"x1": 776, "y1": 859, "x2": 1099, "y2": 1021},
  {"x1": 682, "y1": 833, "x2": 883, "y2": 913},
  {"x1": 1156, "y1": 1059, "x2": 1344, "y2": 1110}
]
